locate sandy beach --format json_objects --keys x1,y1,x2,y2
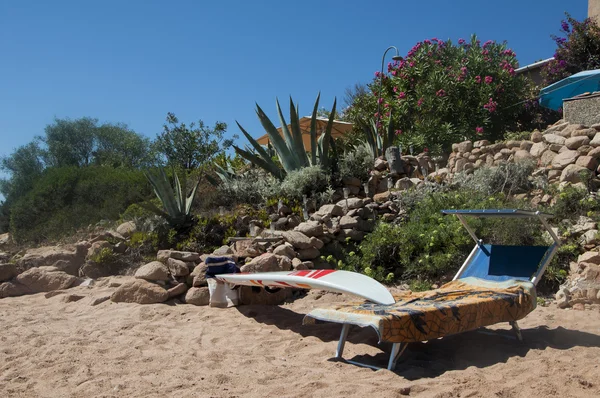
[{"x1": 1, "y1": 279, "x2": 599, "y2": 398}]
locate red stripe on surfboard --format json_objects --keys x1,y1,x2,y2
[
  {"x1": 291, "y1": 269, "x2": 336, "y2": 279},
  {"x1": 275, "y1": 281, "x2": 293, "y2": 287}
]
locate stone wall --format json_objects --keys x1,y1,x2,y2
[{"x1": 563, "y1": 94, "x2": 600, "y2": 127}]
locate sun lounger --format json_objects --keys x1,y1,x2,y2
[{"x1": 303, "y1": 209, "x2": 561, "y2": 370}]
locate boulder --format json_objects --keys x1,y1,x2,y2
[
  {"x1": 529, "y1": 142, "x2": 547, "y2": 157},
  {"x1": 373, "y1": 191, "x2": 391, "y2": 203},
  {"x1": 87, "y1": 241, "x2": 112, "y2": 259},
  {"x1": 15, "y1": 266, "x2": 79, "y2": 293},
  {"x1": 234, "y1": 240, "x2": 262, "y2": 258},
  {"x1": 297, "y1": 247, "x2": 320, "y2": 260},
  {"x1": 339, "y1": 215, "x2": 359, "y2": 229},
  {"x1": 272, "y1": 244, "x2": 296, "y2": 259},
  {"x1": 560, "y1": 164, "x2": 589, "y2": 183},
  {"x1": 336, "y1": 198, "x2": 364, "y2": 211},
  {"x1": 295, "y1": 221, "x2": 324, "y2": 237},
  {"x1": 190, "y1": 263, "x2": 208, "y2": 287},
  {"x1": 281, "y1": 231, "x2": 313, "y2": 249},
  {"x1": 17, "y1": 242, "x2": 88, "y2": 276},
  {"x1": 213, "y1": 245, "x2": 234, "y2": 256},
  {"x1": 134, "y1": 261, "x2": 170, "y2": 282},
  {"x1": 551, "y1": 150, "x2": 579, "y2": 169},
  {"x1": 395, "y1": 177, "x2": 414, "y2": 190},
  {"x1": 0, "y1": 233, "x2": 10, "y2": 246},
  {"x1": 157, "y1": 250, "x2": 200, "y2": 263},
  {"x1": 456, "y1": 141, "x2": 473, "y2": 153},
  {"x1": 276, "y1": 255, "x2": 293, "y2": 271},
  {"x1": 565, "y1": 136, "x2": 590, "y2": 150},
  {"x1": 309, "y1": 236, "x2": 324, "y2": 250},
  {"x1": 116, "y1": 221, "x2": 136, "y2": 238},
  {"x1": 315, "y1": 204, "x2": 344, "y2": 218},
  {"x1": 473, "y1": 139, "x2": 490, "y2": 148},
  {"x1": 0, "y1": 280, "x2": 31, "y2": 298},
  {"x1": 590, "y1": 133, "x2": 600, "y2": 147},
  {"x1": 531, "y1": 131, "x2": 543, "y2": 143},
  {"x1": 578, "y1": 251, "x2": 600, "y2": 265},
  {"x1": 576, "y1": 155, "x2": 599, "y2": 170},
  {"x1": 111, "y1": 279, "x2": 169, "y2": 304},
  {"x1": 184, "y1": 287, "x2": 210, "y2": 306},
  {"x1": 0, "y1": 263, "x2": 17, "y2": 282},
  {"x1": 588, "y1": 147, "x2": 600, "y2": 158},
  {"x1": 540, "y1": 150, "x2": 558, "y2": 166},
  {"x1": 514, "y1": 150, "x2": 533, "y2": 162},
  {"x1": 240, "y1": 253, "x2": 282, "y2": 273},
  {"x1": 543, "y1": 134, "x2": 566, "y2": 145},
  {"x1": 166, "y1": 258, "x2": 190, "y2": 276},
  {"x1": 167, "y1": 282, "x2": 188, "y2": 298}
]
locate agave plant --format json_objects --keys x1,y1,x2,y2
[
  {"x1": 233, "y1": 93, "x2": 337, "y2": 180},
  {"x1": 360, "y1": 111, "x2": 395, "y2": 158},
  {"x1": 142, "y1": 168, "x2": 199, "y2": 229}
]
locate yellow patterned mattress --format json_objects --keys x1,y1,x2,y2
[{"x1": 303, "y1": 277, "x2": 536, "y2": 343}]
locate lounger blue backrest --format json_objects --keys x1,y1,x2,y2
[{"x1": 460, "y1": 244, "x2": 550, "y2": 282}]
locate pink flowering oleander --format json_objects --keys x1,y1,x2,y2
[
  {"x1": 398, "y1": 92, "x2": 406, "y2": 99},
  {"x1": 475, "y1": 76, "x2": 481, "y2": 83},
  {"x1": 436, "y1": 89, "x2": 446, "y2": 97},
  {"x1": 395, "y1": 129, "x2": 402, "y2": 136},
  {"x1": 417, "y1": 98, "x2": 424, "y2": 107},
  {"x1": 484, "y1": 76, "x2": 493, "y2": 84},
  {"x1": 476, "y1": 127, "x2": 484, "y2": 134},
  {"x1": 458, "y1": 38, "x2": 465, "y2": 44},
  {"x1": 393, "y1": 86, "x2": 398, "y2": 93}
]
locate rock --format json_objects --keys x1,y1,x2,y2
[
  {"x1": 240, "y1": 253, "x2": 282, "y2": 273},
  {"x1": 0, "y1": 263, "x2": 17, "y2": 282},
  {"x1": 292, "y1": 258, "x2": 302, "y2": 268},
  {"x1": 167, "y1": 282, "x2": 188, "y2": 298},
  {"x1": 576, "y1": 155, "x2": 598, "y2": 170},
  {"x1": 17, "y1": 243, "x2": 88, "y2": 276},
  {"x1": 340, "y1": 229, "x2": 364, "y2": 241},
  {"x1": 309, "y1": 236, "x2": 324, "y2": 250},
  {"x1": 456, "y1": 141, "x2": 473, "y2": 153},
  {"x1": 276, "y1": 255, "x2": 292, "y2": 271},
  {"x1": 213, "y1": 245, "x2": 234, "y2": 256},
  {"x1": 580, "y1": 230, "x2": 599, "y2": 245},
  {"x1": 278, "y1": 204, "x2": 292, "y2": 216},
  {"x1": 281, "y1": 231, "x2": 313, "y2": 249},
  {"x1": 190, "y1": 263, "x2": 208, "y2": 287},
  {"x1": 113, "y1": 241, "x2": 128, "y2": 254},
  {"x1": 234, "y1": 240, "x2": 262, "y2": 258},
  {"x1": 293, "y1": 262, "x2": 309, "y2": 270},
  {"x1": 87, "y1": 241, "x2": 112, "y2": 258},
  {"x1": 540, "y1": 150, "x2": 558, "y2": 166},
  {"x1": 286, "y1": 215, "x2": 301, "y2": 229},
  {"x1": 111, "y1": 279, "x2": 168, "y2": 304},
  {"x1": 134, "y1": 261, "x2": 170, "y2": 282},
  {"x1": 543, "y1": 134, "x2": 566, "y2": 145},
  {"x1": 531, "y1": 131, "x2": 543, "y2": 143},
  {"x1": 157, "y1": 250, "x2": 200, "y2": 263},
  {"x1": 116, "y1": 221, "x2": 136, "y2": 238},
  {"x1": 15, "y1": 266, "x2": 79, "y2": 293},
  {"x1": 386, "y1": 146, "x2": 404, "y2": 175},
  {"x1": 357, "y1": 219, "x2": 376, "y2": 232},
  {"x1": 565, "y1": 136, "x2": 590, "y2": 150},
  {"x1": 578, "y1": 251, "x2": 600, "y2": 265},
  {"x1": 295, "y1": 221, "x2": 324, "y2": 237},
  {"x1": 61, "y1": 294, "x2": 85, "y2": 303},
  {"x1": 506, "y1": 140, "x2": 520, "y2": 149},
  {"x1": 520, "y1": 141, "x2": 533, "y2": 151},
  {"x1": 0, "y1": 280, "x2": 31, "y2": 298},
  {"x1": 86, "y1": 294, "x2": 111, "y2": 306},
  {"x1": 529, "y1": 142, "x2": 547, "y2": 157},
  {"x1": 587, "y1": 147, "x2": 600, "y2": 158},
  {"x1": 336, "y1": 198, "x2": 364, "y2": 211},
  {"x1": 339, "y1": 215, "x2": 359, "y2": 229},
  {"x1": 184, "y1": 287, "x2": 210, "y2": 306},
  {"x1": 473, "y1": 140, "x2": 490, "y2": 148},
  {"x1": 560, "y1": 164, "x2": 589, "y2": 183},
  {"x1": 514, "y1": 150, "x2": 533, "y2": 162},
  {"x1": 297, "y1": 247, "x2": 320, "y2": 260},
  {"x1": 578, "y1": 145, "x2": 593, "y2": 155},
  {"x1": 273, "y1": 244, "x2": 296, "y2": 259},
  {"x1": 590, "y1": 133, "x2": 600, "y2": 147},
  {"x1": 315, "y1": 204, "x2": 344, "y2": 218},
  {"x1": 342, "y1": 176, "x2": 361, "y2": 187},
  {"x1": 374, "y1": 158, "x2": 388, "y2": 171},
  {"x1": 395, "y1": 177, "x2": 414, "y2": 190},
  {"x1": 166, "y1": 258, "x2": 190, "y2": 276},
  {"x1": 0, "y1": 233, "x2": 10, "y2": 246},
  {"x1": 373, "y1": 191, "x2": 391, "y2": 203},
  {"x1": 273, "y1": 217, "x2": 288, "y2": 230},
  {"x1": 551, "y1": 150, "x2": 579, "y2": 169},
  {"x1": 545, "y1": 121, "x2": 569, "y2": 133}
]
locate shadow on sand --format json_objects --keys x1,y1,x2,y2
[{"x1": 236, "y1": 304, "x2": 600, "y2": 379}]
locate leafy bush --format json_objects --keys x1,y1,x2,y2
[
  {"x1": 280, "y1": 166, "x2": 331, "y2": 201},
  {"x1": 548, "y1": 186, "x2": 600, "y2": 220},
  {"x1": 338, "y1": 144, "x2": 374, "y2": 182},
  {"x1": 453, "y1": 161, "x2": 535, "y2": 196},
  {"x1": 213, "y1": 169, "x2": 282, "y2": 206},
  {"x1": 351, "y1": 35, "x2": 528, "y2": 153},
  {"x1": 9, "y1": 166, "x2": 150, "y2": 243},
  {"x1": 542, "y1": 13, "x2": 600, "y2": 85}
]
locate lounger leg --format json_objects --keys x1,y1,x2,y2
[
  {"x1": 510, "y1": 321, "x2": 523, "y2": 342},
  {"x1": 387, "y1": 343, "x2": 408, "y2": 370},
  {"x1": 335, "y1": 324, "x2": 351, "y2": 359}
]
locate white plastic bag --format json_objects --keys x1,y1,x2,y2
[{"x1": 206, "y1": 278, "x2": 239, "y2": 308}]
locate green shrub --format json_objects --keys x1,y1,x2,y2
[
  {"x1": 88, "y1": 247, "x2": 119, "y2": 264},
  {"x1": 9, "y1": 166, "x2": 150, "y2": 243},
  {"x1": 215, "y1": 169, "x2": 282, "y2": 206},
  {"x1": 338, "y1": 144, "x2": 374, "y2": 182},
  {"x1": 549, "y1": 186, "x2": 600, "y2": 220},
  {"x1": 453, "y1": 161, "x2": 535, "y2": 196},
  {"x1": 280, "y1": 166, "x2": 330, "y2": 201}
]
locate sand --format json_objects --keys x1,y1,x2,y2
[{"x1": 1, "y1": 279, "x2": 599, "y2": 398}]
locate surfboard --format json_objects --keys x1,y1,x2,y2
[{"x1": 215, "y1": 269, "x2": 396, "y2": 305}]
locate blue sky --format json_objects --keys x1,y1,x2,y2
[{"x1": 0, "y1": 0, "x2": 588, "y2": 169}]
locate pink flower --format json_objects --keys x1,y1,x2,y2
[
  {"x1": 417, "y1": 98, "x2": 424, "y2": 107},
  {"x1": 482, "y1": 50, "x2": 489, "y2": 55},
  {"x1": 398, "y1": 91, "x2": 406, "y2": 99},
  {"x1": 391, "y1": 70, "x2": 397, "y2": 76},
  {"x1": 393, "y1": 86, "x2": 398, "y2": 93},
  {"x1": 409, "y1": 62, "x2": 415, "y2": 67},
  {"x1": 483, "y1": 97, "x2": 497, "y2": 113},
  {"x1": 475, "y1": 75, "x2": 481, "y2": 83},
  {"x1": 423, "y1": 147, "x2": 429, "y2": 152},
  {"x1": 483, "y1": 40, "x2": 493, "y2": 48},
  {"x1": 395, "y1": 129, "x2": 402, "y2": 136},
  {"x1": 378, "y1": 97, "x2": 384, "y2": 104},
  {"x1": 484, "y1": 76, "x2": 493, "y2": 84},
  {"x1": 458, "y1": 38, "x2": 465, "y2": 44},
  {"x1": 384, "y1": 103, "x2": 389, "y2": 108},
  {"x1": 475, "y1": 127, "x2": 484, "y2": 134},
  {"x1": 436, "y1": 89, "x2": 446, "y2": 97}
]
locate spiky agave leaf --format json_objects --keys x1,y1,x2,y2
[
  {"x1": 255, "y1": 103, "x2": 297, "y2": 173},
  {"x1": 309, "y1": 93, "x2": 320, "y2": 165}
]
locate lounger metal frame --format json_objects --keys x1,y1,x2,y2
[{"x1": 331, "y1": 209, "x2": 560, "y2": 371}]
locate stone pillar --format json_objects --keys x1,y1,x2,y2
[
  {"x1": 385, "y1": 146, "x2": 404, "y2": 176},
  {"x1": 590, "y1": 0, "x2": 600, "y2": 22}
]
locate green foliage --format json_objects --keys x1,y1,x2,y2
[
  {"x1": 88, "y1": 247, "x2": 118, "y2": 265},
  {"x1": 542, "y1": 13, "x2": 600, "y2": 85},
  {"x1": 280, "y1": 166, "x2": 331, "y2": 201},
  {"x1": 233, "y1": 94, "x2": 337, "y2": 180},
  {"x1": 9, "y1": 166, "x2": 149, "y2": 243},
  {"x1": 453, "y1": 161, "x2": 536, "y2": 196},
  {"x1": 548, "y1": 186, "x2": 600, "y2": 220},
  {"x1": 359, "y1": 114, "x2": 396, "y2": 158},
  {"x1": 154, "y1": 112, "x2": 234, "y2": 171},
  {"x1": 351, "y1": 35, "x2": 528, "y2": 153},
  {"x1": 142, "y1": 168, "x2": 199, "y2": 230}
]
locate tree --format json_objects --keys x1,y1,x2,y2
[
  {"x1": 0, "y1": 141, "x2": 45, "y2": 202},
  {"x1": 542, "y1": 13, "x2": 600, "y2": 85},
  {"x1": 154, "y1": 112, "x2": 234, "y2": 171}
]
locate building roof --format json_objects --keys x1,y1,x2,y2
[{"x1": 515, "y1": 57, "x2": 554, "y2": 74}]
